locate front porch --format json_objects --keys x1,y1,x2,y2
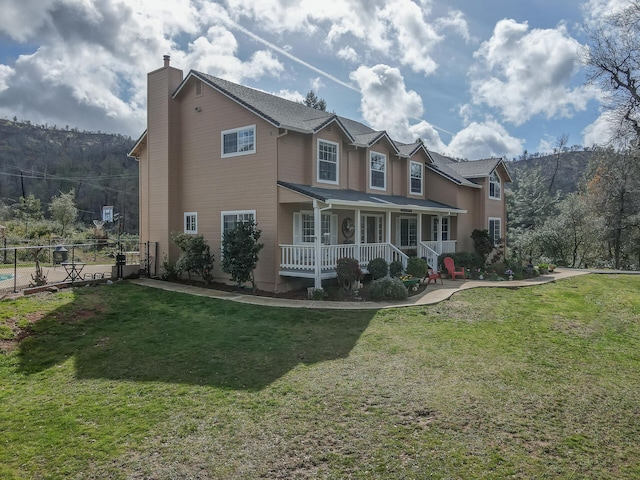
[{"x1": 279, "y1": 240, "x2": 458, "y2": 279}]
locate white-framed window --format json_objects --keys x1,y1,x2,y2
[
  {"x1": 184, "y1": 212, "x2": 198, "y2": 234},
  {"x1": 489, "y1": 217, "x2": 502, "y2": 246},
  {"x1": 317, "y1": 139, "x2": 339, "y2": 184},
  {"x1": 489, "y1": 171, "x2": 501, "y2": 200},
  {"x1": 221, "y1": 125, "x2": 256, "y2": 158},
  {"x1": 397, "y1": 216, "x2": 417, "y2": 248},
  {"x1": 361, "y1": 214, "x2": 384, "y2": 243},
  {"x1": 293, "y1": 211, "x2": 338, "y2": 244},
  {"x1": 369, "y1": 151, "x2": 386, "y2": 190},
  {"x1": 410, "y1": 161, "x2": 423, "y2": 195},
  {"x1": 432, "y1": 217, "x2": 449, "y2": 241},
  {"x1": 221, "y1": 210, "x2": 256, "y2": 239}
]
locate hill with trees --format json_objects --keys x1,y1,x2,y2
[{"x1": 0, "y1": 118, "x2": 138, "y2": 232}]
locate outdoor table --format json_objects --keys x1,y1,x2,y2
[{"x1": 61, "y1": 262, "x2": 86, "y2": 282}]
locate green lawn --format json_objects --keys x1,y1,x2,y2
[{"x1": 1, "y1": 275, "x2": 639, "y2": 479}]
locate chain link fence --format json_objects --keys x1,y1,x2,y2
[{"x1": 0, "y1": 241, "x2": 157, "y2": 294}]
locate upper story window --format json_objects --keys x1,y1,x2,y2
[
  {"x1": 489, "y1": 171, "x2": 501, "y2": 199},
  {"x1": 184, "y1": 212, "x2": 197, "y2": 234},
  {"x1": 410, "y1": 161, "x2": 423, "y2": 195},
  {"x1": 370, "y1": 151, "x2": 386, "y2": 190},
  {"x1": 221, "y1": 125, "x2": 256, "y2": 158},
  {"x1": 317, "y1": 139, "x2": 339, "y2": 184}
]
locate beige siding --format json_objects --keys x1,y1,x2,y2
[
  {"x1": 277, "y1": 131, "x2": 310, "y2": 184},
  {"x1": 173, "y1": 77, "x2": 280, "y2": 291}
]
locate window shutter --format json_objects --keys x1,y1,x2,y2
[{"x1": 293, "y1": 212, "x2": 301, "y2": 245}]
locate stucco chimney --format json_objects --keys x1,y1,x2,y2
[{"x1": 163, "y1": 55, "x2": 170, "y2": 67}]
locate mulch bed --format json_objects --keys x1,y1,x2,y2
[{"x1": 166, "y1": 278, "x2": 427, "y2": 302}]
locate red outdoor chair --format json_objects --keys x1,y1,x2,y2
[
  {"x1": 424, "y1": 268, "x2": 443, "y2": 286},
  {"x1": 444, "y1": 257, "x2": 466, "y2": 280}
]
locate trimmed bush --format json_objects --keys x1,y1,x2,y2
[
  {"x1": 389, "y1": 260, "x2": 404, "y2": 277},
  {"x1": 367, "y1": 257, "x2": 388, "y2": 280},
  {"x1": 406, "y1": 256, "x2": 428, "y2": 279},
  {"x1": 368, "y1": 277, "x2": 408, "y2": 301},
  {"x1": 336, "y1": 257, "x2": 363, "y2": 291}
]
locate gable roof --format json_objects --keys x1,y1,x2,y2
[
  {"x1": 446, "y1": 157, "x2": 513, "y2": 182},
  {"x1": 426, "y1": 151, "x2": 513, "y2": 186},
  {"x1": 176, "y1": 71, "x2": 420, "y2": 156}
]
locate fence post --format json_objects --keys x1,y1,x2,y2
[{"x1": 13, "y1": 248, "x2": 17, "y2": 293}]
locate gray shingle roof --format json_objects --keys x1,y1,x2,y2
[
  {"x1": 278, "y1": 181, "x2": 464, "y2": 213},
  {"x1": 174, "y1": 70, "x2": 511, "y2": 185}
]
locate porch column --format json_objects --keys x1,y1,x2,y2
[
  {"x1": 437, "y1": 215, "x2": 443, "y2": 254},
  {"x1": 355, "y1": 209, "x2": 361, "y2": 263},
  {"x1": 386, "y1": 211, "x2": 392, "y2": 244},
  {"x1": 313, "y1": 202, "x2": 322, "y2": 290},
  {"x1": 417, "y1": 213, "x2": 422, "y2": 247}
]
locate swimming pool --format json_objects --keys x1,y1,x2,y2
[{"x1": 0, "y1": 273, "x2": 14, "y2": 281}]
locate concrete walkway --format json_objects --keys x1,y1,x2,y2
[{"x1": 130, "y1": 268, "x2": 591, "y2": 310}]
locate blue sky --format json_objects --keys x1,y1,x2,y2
[{"x1": 0, "y1": 0, "x2": 628, "y2": 159}]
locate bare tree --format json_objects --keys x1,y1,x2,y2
[
  {"x1": 582, "y1": 0, "x2": 640, "y2": 145},
  {"x1": 549, "y1": 134, "x2": 569, "y2": 193}
]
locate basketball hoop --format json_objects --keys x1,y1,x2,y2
[{"x1": 93, "y1": 220, "x2": 105, "y2": 230}]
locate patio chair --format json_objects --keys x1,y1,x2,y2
[
  {"x1": 444, "y1": 257, "x2": 466, "y2": 280},
  {"x1": 424, "y1": 268, "x2": 443, "y2": 286}
]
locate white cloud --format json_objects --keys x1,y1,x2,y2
[
  {"x1": 582, "y1": 112, "x2": 617, "y2": 148},
  {"x1": 349, "y1": 64, "x2": 424, "y2": 142},
  {"x1": 0, "y1": 65, "x2": 14, "y2": 92},
  {"x1": 0, "y1": 0, "x2": 287, "y2": 135},
  {"x1": 581, "y1": 0, "x2": 629, "y2": 23},
  {"x1": 470, "y1": 19, "x2": 599, "y2": 125},
  {"x1": 275, "y1": 89, "x2": 304, "y2": 103},
  {"x1": 436, "y1": 9, "x2": 471, "y2": 42},
  {"x1": 446, "y1": 120, "x2": 524, "y2": 159},
  {"x1": 185, "y1": 26, "x2": 284, "y2": 82},
  {"x1": 408, "y1": 121, "x2": 448, "y2": 153},
  {"x1": 337, "y1": 46, "x2": 359, "y2": 63}
]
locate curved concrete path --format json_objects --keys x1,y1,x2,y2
[{"x1": 130, "y1": 268, "x2": 591, "y2": 310}]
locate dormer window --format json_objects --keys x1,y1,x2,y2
[
  {"x1": 370, "y1": 151, "x2": 386, "y2": 190},
  {"x1": 221, "y1": 125, "x2": 256, "y2": 158},
  {"x1": 489, "y1": 171, "x2": 501, "y2": 199},
  {"x1": 410, "y1": 161, "x2": 423, "y2": 195},
  {"x1": 317, "y1": 139, "x2": 339, "y2": 184}
]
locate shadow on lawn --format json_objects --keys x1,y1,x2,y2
[{"x1": 17, "y1": 283, "x2": 376, "y2": 390}]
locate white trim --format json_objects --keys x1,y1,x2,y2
[
  {"x1": 221, "y1": 210, "x2": 256, "y2": 240},
  {"x1": 369, "y1": 150, "x2": 386, "y2": 191},
  {"x1": 184, "y1": 211, "x2": 198, "y2": 234},
  {"x1": 221, "y1": 124, "x2": 256, "y2": 158},
  {"x1": 396, "y1": 215, "x2": 418, "y2": 248},
  {"x1": 488, "y1": 217, "x2": 502, "y2": 245},
  {"x1": 489, "y1": 171, "x2": 502, "y2": 200},
  {"x1": 317, "y1": 139, "x2": 339, "y2": 185},
  {"x1": 294, "y1": 210, "x2": 338, "y2": 245},
  {"x1": 409, "y1": 160, "x2": 423, "y2": 195}
]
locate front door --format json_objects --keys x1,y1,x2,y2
[{"x1": 361, "y1": 214, "x2": 383, "y2": 243}]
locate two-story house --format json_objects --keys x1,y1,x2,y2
[{"x1": 129, "y1": 56, "x2": 512, "y2": 292}]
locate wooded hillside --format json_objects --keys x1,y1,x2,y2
[
  {"x1": 0, "y1": 119, "x2": 138, "y2": 232},
  {"x1": 506, "y1": 150, "x2": 593, "y2": 195}
]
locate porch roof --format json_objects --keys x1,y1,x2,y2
[{"x1": 278, "y1": 181, "x2": 466, "y2": 215}]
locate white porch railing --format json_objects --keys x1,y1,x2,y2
[
  {"x1": 280, "y1": 243, "x2": 409, "y2": 274},
  {"x1": 418, "y1": 242, "x2": 439, "y2": 271},
  {"x1": 423, "y1": 240, "x2": 457, "y2": 254}
]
